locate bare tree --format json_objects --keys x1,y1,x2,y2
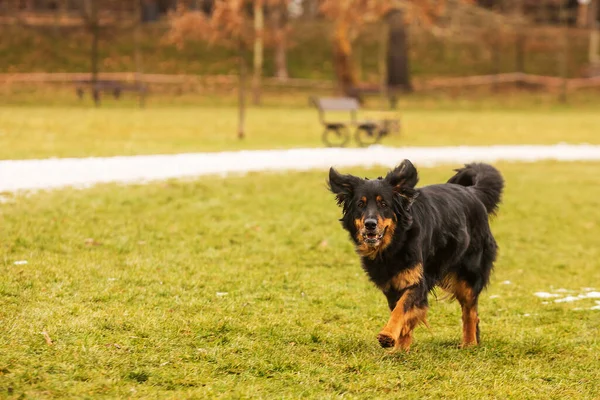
[
  {"x1": 169, "y1": 0, "x2": 253, "y2": 138},
  {"x1": 168, "y1": 0, "x2": 292, "y2": 137},
  {"x1": 270, "y1": 1, "x2": 290, "y2": 80},
  {"x1": 2, "y1": 0, "x2": 143, "y2": 106},
  {"x1": 320, "y1": 0, "x2": 475, "y2": 98}
]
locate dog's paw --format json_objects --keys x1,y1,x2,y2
[
  {"x1": 377, "y1": 332, "x2": 395, "y2": 348},
  {"x1": 459, "y1": 340, "x2": 479, "y2": 349}
]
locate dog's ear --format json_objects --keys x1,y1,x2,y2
[
  {"x1": 328, "y1": 167, "x2": 360, "y2": 207},
  {"x1": 386, "y1": 159, "x2": 419, "y2": 189},
  {"x1": 385, "y1": 160, "x2": 419, "y2": 209}
]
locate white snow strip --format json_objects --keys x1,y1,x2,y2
[
  {"x1": 2, "y1": 144, "x2": 600, "y2": 193},
  {"x1": 554, "y1": 296, "x2": 582, "y2": 303},
  {"x1": 582, "y1": 291, "x2": 600, "y2": 299},
  {"x1": 534, "y1": 292, "x2": 560, "y2": 298}
]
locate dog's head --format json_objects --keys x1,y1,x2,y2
[{"x1": 328, "y1": 159, "x2": 419, "y2": 258}]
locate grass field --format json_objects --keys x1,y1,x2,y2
[
  {"x1": 1, "y1": 104, "x2": 600, "y2": 160},
  {"x1": 1, "y1": 161, "x2": 599, "y2": 398}
]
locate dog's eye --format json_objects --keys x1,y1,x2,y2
[
  {"x1": 357, "y1": 200, "x2": 365, "y2": 208},
  {"x1": 380, "y1": 201, "x2": 387, "y2": 208}
]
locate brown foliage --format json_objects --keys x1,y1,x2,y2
[{"x1": 167, "y1": 0, "x2": 290, "y2": 49}]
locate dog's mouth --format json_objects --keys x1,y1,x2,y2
[{"x1": 362, "y1": 227, "x2": 386, "y2": 246}]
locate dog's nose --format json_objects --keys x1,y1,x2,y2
[{"x1": 365, "y1": 218, "x2": 377, "y2": 231}]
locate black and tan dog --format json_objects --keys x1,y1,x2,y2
[{"x1": 328, "y1": 160, "x2": 503, "y2": 350}]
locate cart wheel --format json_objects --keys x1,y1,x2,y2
[
  {"x1": 355, "y1": 126, "x2": 383, "y2": 147},
  {"x1": 322, "y1": 125, "x2": 350, "y2": 147}
]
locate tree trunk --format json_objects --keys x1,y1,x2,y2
[
  {"x1": 378, "y1": 22, "x2": 388, "y2": 108},
  {"x1": 303, "y1": 0, "x2": 320, "y2": 19},
  {"x1": 490, "y1": 30, "x2": 501, "y2": 93},
  {"x1": 559, "y1": 1, "x2": 569, "y2": 103},
  {"x1": 332, "y1": 18, "x2": 358, "y2": 97},
  {"x1": 591, "y1": 22, "x2": 600, "y2": 64},
  {"x1": 272, "y1": 3, "x2": 289, "y2": 80},
  {"x1": 238, "y1": 41, "x2": 247, "y2": 140},
  {"x1": 590, "y1": 0, "x2": 600, "y2": 64},
  {"x1": 577, "y1": 0, "x2": 589, "y2": 27},
  {"x1": 134, "y1": 0, "x2": 145, "y2": 108},
  {"x1": 89, "y1": 0, "x2": 100, "y2": 107},
  {"x1": 386, "y1": 9, "x2": 412, "y2": 93},
  {"x1": 252, "y1": 0, "x2": 264, "y2": 105}
]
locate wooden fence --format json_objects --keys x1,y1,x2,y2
[{"x1": 1, "y1": 72, "x2": 600, "y2": 92}]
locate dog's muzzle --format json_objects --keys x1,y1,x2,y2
[{"x1": 362, "y1": 218, "x2": 385, "y2": 246}]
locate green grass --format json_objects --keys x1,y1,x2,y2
[
  {"x1": 1, "y1": 161, "x2": 600, "y2": 398},
  {"x1": 1, "y1": 104, "x2": 599, "y2": 160}
]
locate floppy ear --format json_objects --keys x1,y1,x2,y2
[
  {"x1": 328, "y1": 167, "x2": 360, "y2": 207},
  {"x1": 385, "y1": 159, "x2": 419, "y2": 208}
]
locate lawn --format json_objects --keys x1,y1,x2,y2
[
  {"x1": 1, "y1": 105, "x2": 600, "y2": 160},
  {"x1": 1, "y1": 161, "x2": 599, "y2": 398}
]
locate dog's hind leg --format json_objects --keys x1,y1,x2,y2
[{"x1": 453, "y1": 280, "x2": 480, "y2": 347}]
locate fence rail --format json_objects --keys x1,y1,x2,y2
[{"x1": 1, "y1": 72, "x2": 600, "y2": 91}]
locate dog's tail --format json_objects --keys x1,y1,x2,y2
[{"x1": 447, "y1": 163, "x2": 504, "y2": 215}]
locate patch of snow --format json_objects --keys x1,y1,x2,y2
[
  {"x1": 582, "y1": 287, "x2": 596, "y2": 292},
  {"x1": 2, "y1": 144, "x2": 600, "y2": 192},
  {"x1": 501, "y1": 280, "x2": 512, "y2": 285},
  {"x1": 13, "y1": 260, "x2": 28, "y2": 265},
  {"x1": 583, "y1": 291, "x2": 600, "y2": 299},
  {"x1": 534, "y1": 292, "x2": 560, "y2": 298},
  {"x1": 216, "y1": 292, "x2": 228, "y2": 297},
  {"x1": 554, "y1": 296, "x2": 581, "y2": 303},
  {"x1": 489, "y1": 295, "x2": 501, "y2": 299},
  {"x1": 590, "y1": 305, "x2": 600, "y2": 311}
]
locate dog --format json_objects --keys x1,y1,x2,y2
[{"x1": 328, "y1": 160, "x2": 503, "y2": 351}]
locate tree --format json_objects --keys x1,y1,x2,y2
[
  {"x1": 3, "y1": 0, "x2": 144, "y2": 106},
  {"x1": 270, "y1": 1, "x2": 290, "y2": 80},
  {"x1": 320, "y1": 0, "x2": 475, "y2": 97},
  {"x1": 168, "y1": 0, "x2": 292, "y2": 137},
  {"x1": 169, "y1": 0, "x2": 252, "y2": 138}
]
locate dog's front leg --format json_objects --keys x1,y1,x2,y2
[
  {"x1": 377, "y1": 264, "x2": 428, "y2": 351},
  {"x1": 377, "y1": 287, "x2": 428, "y2": 351}
]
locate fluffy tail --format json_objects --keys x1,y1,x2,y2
[{"x1": 447, "y1": 163, "x2": 504, "y2": 215}]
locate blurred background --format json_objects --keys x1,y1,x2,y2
[
  {"x1": 1, "y1": 1, "x2": 599, "y2": 103},
  {"x1": 0, "y1": 0, "x2": 599, "y2": 153}
]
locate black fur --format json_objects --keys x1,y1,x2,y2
[{"x1": 328, "y1": 160, "x2": 504, "y2": 348}]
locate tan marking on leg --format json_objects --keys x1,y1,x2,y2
[
  {"x1": 377, "y1": 287, "x2": 428, "y2": 351},
  {"x1": 461, "y1": 305, "x2": 479, "y2": 347},
  {"x1": 453, "y1": 279, "x2": 479, "y2": 347},
  {"x1": 438, "y1": 274, "x2": 480, "y2": 347},
  {"x1": 396, "y1": 306, "x2": 429, "y2": 351}
]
